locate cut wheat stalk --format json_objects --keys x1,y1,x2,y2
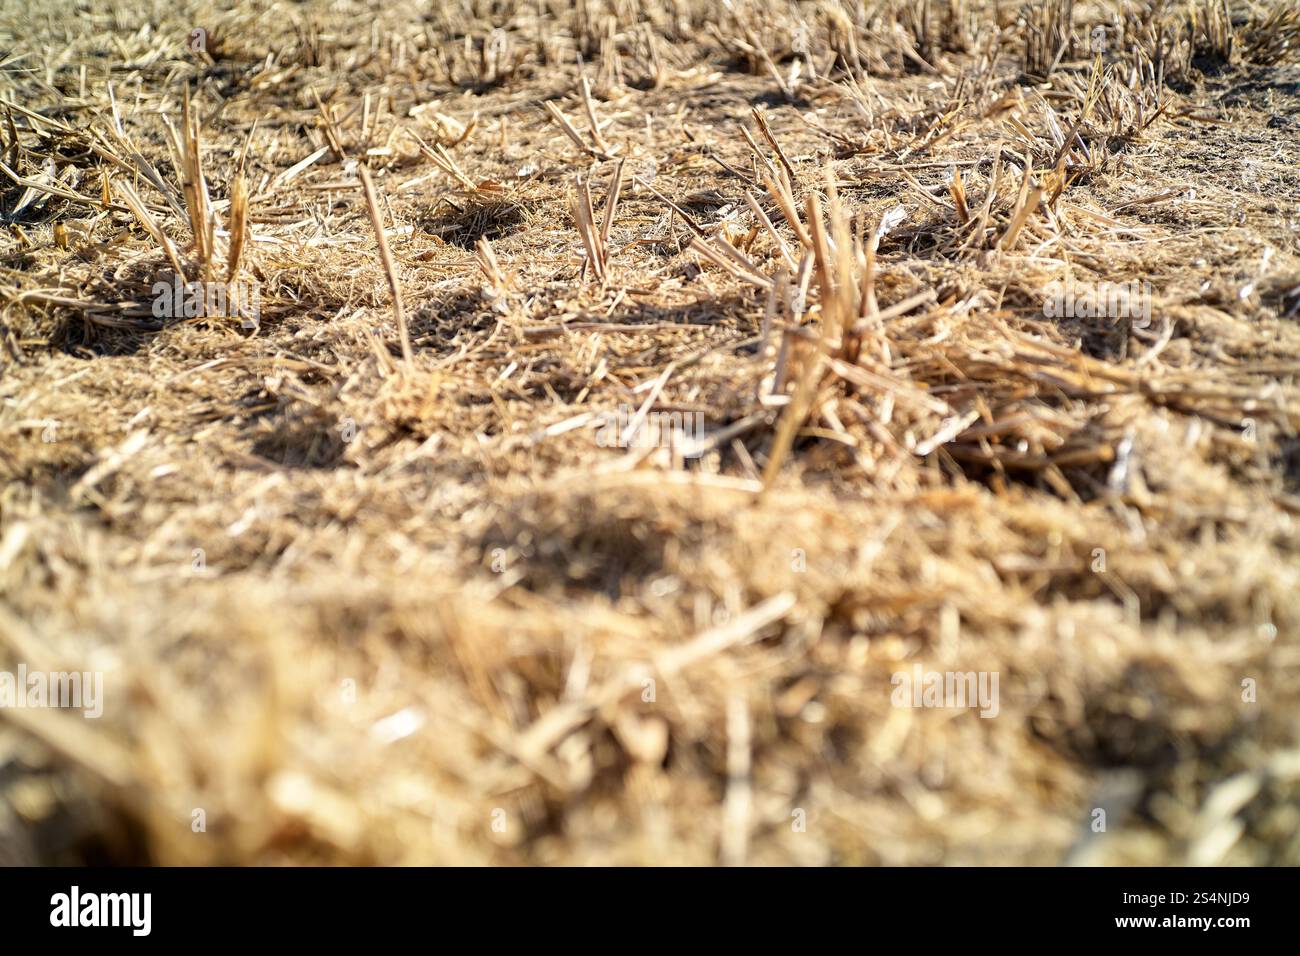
[
  {"x1": 570, "y1": 175, "x2": 606, "y2": 282},
  {"x1": 998, "y1": 163, "x2": 1043, "y2": 251},
  {"x1": 950, "y1": 165, "x2": 971, "y2": 224},
  {"x1": 633, "y1": 176, "x2": 709, "y2": 240},
  {"x1": 357, "y1": 164, "x2": 413, "y2": 366},
  {"x1": 760, "y1": 166, "x2": 812, "y2": 249},
  {"x1": 761, "y1": 337, "x2": 824, "y2": 490},
  {"x1": 475, "y1": 236, "x2": 508, "y2": 294},
  {"x1": 599, "y1": 158, "x2": 625, "y2": 252},
  {"x1": 544, "y1": 99, "x2": 615, "y2": 162},
  {"x1": 689, "y1": 236, "x2": 773, "y2": 289},
  {"x1": 407, "y1": 130, "x2": 479, "y2": 192},
  {"x1": 579, "y1": 76, "x2": 614, "y2": 156},
  {"x1": 311, "y1": 86, "x2": 347, "y2": 160},
  {"x1": 750, "y1": 108, "x2": 796, "y2": 181},
  {"x1": 737, "y1": 23, "x2": 792, "y2": 101},
  {"x1": 743, "y1": 191, "x2": 797, "y2": 271},
  {"x1": 114, "y1": 179, "x2": 186, "y2": 279},
  {"x1": 181, "y1": 91, "x2": 210, "y2": 268},
  {"x1": 226, "y1": 174, "x2": 248, "y2": 283}
]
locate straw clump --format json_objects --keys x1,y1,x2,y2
[{"x1": 1, "y1": 0, "x2": 1299, "y2": 866}]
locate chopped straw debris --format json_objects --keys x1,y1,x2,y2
[{"x1": 1, "y1": 0, "x2": 1299, "y2": 865}]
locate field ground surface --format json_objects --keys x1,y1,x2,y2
[{"x1": 1, "y1": 0, "x2": 1299, "y2": 864}]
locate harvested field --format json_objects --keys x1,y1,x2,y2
[{"x1": 1, "y1": 0, "x2": 1299, "y2": 865}]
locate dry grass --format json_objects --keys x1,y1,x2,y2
[{"x1": 1, "y1": 0, "x2": 1299, "y2": 865}]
